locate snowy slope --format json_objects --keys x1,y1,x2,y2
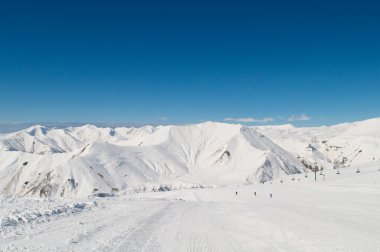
[
  {"x1": 1, "y1": 118, "x2": 379, "y2": 198},
  {"x1": 254, "y1": 117, "x2": 380, "y2": 171},
  {"x1": 0, "y1": 124, "x2": 156, "y2": 154},
  {"x1": 1, "y1": 162, "x2": 380, "y2": 251},
  {"x1": 0, "y1": 122, "x2": 305, "y2": 197}
]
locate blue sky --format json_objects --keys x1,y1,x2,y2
[{"x1": 0, "y1": 0, "x2": 379, "y2": 128}]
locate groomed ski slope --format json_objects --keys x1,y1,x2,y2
[{"x1": 1, "y1": 162, "x2": 379, "y2": 252}]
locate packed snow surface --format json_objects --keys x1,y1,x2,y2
[{"x1": 1, "y1": 162, "x2": 379, "y2": 251}]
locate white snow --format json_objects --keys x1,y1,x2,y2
[
  {"x1": 0, "y1": 162, "x2": 379, "y2": 251},
  {"x1": 0, "y1": 199, "x2": 98, "y2": 228},
  {"x1": 0, "y1": 122, "x2": 306, "y2": 197},
  {"x1": 1, "y1": 118, "x2": 380, "y2": 251}
]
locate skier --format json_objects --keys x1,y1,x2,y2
[
  {"x1": 270, "y1": 193, "x2": 272, "y2": 198},
  {"x1": 235, "y1": 191, "x2": 238, "y2": 196},
  {"x1": 254, "y1": 192, "x2": 257, "y2": 197}
]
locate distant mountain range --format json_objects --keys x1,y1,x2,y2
[{"x1": 1, "y1": 118, "x2": 379, "y2": 197}]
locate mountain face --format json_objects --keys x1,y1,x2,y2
[
  {"x1": 254, "y1": 118, "x2": 380, "y2": 171},
  {"x1": 1, "y1": 118, "x2": 379, "y2": 198}
]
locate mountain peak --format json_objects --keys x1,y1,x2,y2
[{"x1": 25, "y1": 125, "x2": 48, "y2": 136}]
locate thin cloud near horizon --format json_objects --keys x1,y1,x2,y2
[
  {"x1": 287, "y1": 114, "x2": 311, "y2": 122},
  {"x1": 157, "y1": 116, "x2": 168, "y2": 121},
  {"x1": 224, "y1": 114, "x2": 312, "y2": 124},
  {"x1": 224, "y1": 117, "x2": 275, "y2": 123}
]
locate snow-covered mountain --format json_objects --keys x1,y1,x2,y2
[
  {"x1": 254, "y1": 118, "x2": 380, "y2": 171},
  {"x1": 1, "y1": 118, "x2": 379, "y2": 198}
]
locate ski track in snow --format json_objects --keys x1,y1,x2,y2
[
  {"x1": 113, "y1": 212, "x2": 163, "y2": 251},
  {"x1": 1, "y1": 165, "x2": 380, "y2": 251},
  {"x1": 107, "y1": 202, "x2": 173, "y2": 252}
]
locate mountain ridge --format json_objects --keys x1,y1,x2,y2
[{"x1": 1, "y1": 118, "x2": 379, "y2": 197}]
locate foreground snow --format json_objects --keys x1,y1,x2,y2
[{"x1": 1, "y1": 163, "x2": 379, "y2": 251}]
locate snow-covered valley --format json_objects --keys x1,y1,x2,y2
[{"x1": 1, "y1": 118, "x2": 380, "y2": 251}]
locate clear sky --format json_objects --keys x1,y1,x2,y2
[{"x1": 1, "y1": 0, "x2": 379, "y2": 127}]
